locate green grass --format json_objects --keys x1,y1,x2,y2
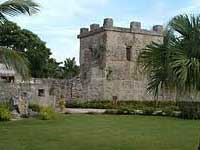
[{"x1": 0, "y1": 115, "x2": 200, "y2": 150}]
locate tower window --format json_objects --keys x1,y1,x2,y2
[
  {"x1": 126, "y1": 46, "x2": 131, "y2": 61},
  {"x1": 83, "y1": 72, "x2": 87, "y2": 80},
  {"x1": 38, "y1": 89, "x2": 45, "y2": 97}
]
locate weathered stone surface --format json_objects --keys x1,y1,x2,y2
[
  {"x1": 0, "y1": 77, "x2": 83, "y2": 110},
  {"x1": 28, "y1": 109, "x2": 38, "y2": 117},
  {"x1": 11, "y1": 110, "x2": 20, "y2": 119},
  {"x1": 130, "y1": 21, "x2": 141, "y2": 31},
  {"x1": 103, "y1": 18, "x2": 113, "y2": 28},
  {"x1": 78, "y1": 19, "x2": 173, "y2": 101}
]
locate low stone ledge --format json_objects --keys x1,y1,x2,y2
[{"x1": 65, "y1": 108, "x2": 106, "y2": 114}]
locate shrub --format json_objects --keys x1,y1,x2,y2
[
  {"x1": 163, "y1": 106, "x2": 179, "y2": 116},
  {"x1": 66, "y1": 100, "x2": 179, "y2": 117},
  {"x1": 117, "y1": 108, "x2": 130, "y2": 115},
  {"x1": 178, "y1": 101, "x2": 200, "y2": 119},
  {"x1": 143, "y1": 107, "x2": 155, "y2": 115},
  {"x1": 39, "y1": 106, "x2": 55, "y2": 120},
  {"x1": 0, "y1": 105, "x2": 11, "y2": 121},
  {"x1": 29, "y1": 103, "x2": 41, "y2": 112},
  {"x1": 104, "y1": 109, "x2": 118, "y2": 115},
  {"x1": 58, "y1": 98, "x2": 65, "y2": 112},
  {"x1": 66, "y1": 100, "x2": 177, "y2": 110}
]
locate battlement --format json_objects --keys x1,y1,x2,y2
[{"x1": 78, "y1": 18, "x2": 163, "y2": 38}]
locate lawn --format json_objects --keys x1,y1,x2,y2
[{"x1": 0, "y1": 115, "x2": 200, "y2": 150}]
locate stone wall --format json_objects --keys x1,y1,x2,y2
[
  {"x1": 0, "y1": 77, "x2": 83, "y2": 107},
  {"x1": 78, "y1": 18, "x2": 176, "y2": 101},
  {"x1": 79, "y1": 30, "x2": 106, "y2": 100}
]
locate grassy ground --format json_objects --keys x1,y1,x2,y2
[{"x1": 0, "y1": 115, "x2": 200, "y2": 150}]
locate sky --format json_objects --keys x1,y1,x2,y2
[{"x1": 6, "y1": 0, "x2": 200, "y2": 63}]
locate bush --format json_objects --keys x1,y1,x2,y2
[
  {"x1": 29, "y1": 103, "x2": 41, "y2": 112},
  {"x1": 162, "y1": 106, "x2": 179, "y2": 116},
  {"x1": 104, "y1": 109, "x2": 118, "y2": 115},
  {"x1": 39, "y1": 106, "x2": 55, "y2": 120},
  {"x1": 117, "y1": 107, "x2": 131, "y2": 115},
  {"x1": 178, "y1": 101, "x2": 200, "y2": 119},
  {"x1": 0, "y1": 105, "x2": 11, "y2": 121},
  {"x1": 143, "y1": 107, "x2": 155, "y2": 115},
  {"x1": 58, "y1": 98, "x2": 66, "y2": 112},
  {"x1": 66, "y1": 100, "x2": 179, "y2": 117},
  {"x1": 66, "y1": 101, "x2": 114, "y2": 109},
  {"x1": 66, "y1": 100, "x2": 177, "y2": 110}
]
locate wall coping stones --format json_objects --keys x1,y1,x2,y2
[{"x1": 78, "y1": 18, "x2": 163, "y2": 38}]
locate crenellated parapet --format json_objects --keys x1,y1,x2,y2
[
  {"x1": 78, "y1": 18, "x2": 163, "y2": 38},
  {"x1": 78, "y1": 17, "x2": 165, "y2": 101}
]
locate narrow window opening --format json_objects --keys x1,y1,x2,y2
[
  {"x1": 126, "y1": 46, "x2": 131, "y2": 61},
  {"x1": 38, "y1": 89, "x2": 45, "y2": 97},
  {"x1": 83, "y1": 72, "x2": 87, "y2": 80}
]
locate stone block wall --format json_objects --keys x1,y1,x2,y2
[
  {"x1": 78, "y1": 18, "x2": 175, "y2": 101},
  {"x1": 0, "y1": 77, "x2": 83, "y2": 107}
]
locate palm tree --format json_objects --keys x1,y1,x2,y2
[
  {"x1": 138, "y1": 14, "x2": 200, "y2": 100},
  {"x1": 63, "y1": 58, "x2": 80, "y2": 79},
  {"x1": 63, "y1": 58, "x2": 80, "y2": 100},
  {"x1": 169, "y1": 15, "x2": 200, "y2": 95},
  {"x1": 0, "y1": 0, "x2": 39, "y2": 79},
  {"x1": 138, "y1": 29, "x2": 175, "y2": 97}
]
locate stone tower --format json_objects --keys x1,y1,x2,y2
[{"x1": 78, "y1": 18, "x2": 164, "y2": 101}]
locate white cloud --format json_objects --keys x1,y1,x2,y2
[
  {"x1": 9, "y1": 0, "x2": 109, "y2": 63},
  {"x1": 178, "y1": 0, "x2": 200, "y2": 14},
  {"x1": 8, "y1": 0, "x2": 200, "y2": 64}
]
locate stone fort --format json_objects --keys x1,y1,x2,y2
[
  {"x1": 0, "y1": 18, "x2": 176, "y2": 109},
  {"x1": 77, "y1": 18, "x2": 173, "y2": 101}
]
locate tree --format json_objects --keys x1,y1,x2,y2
[
  {"x1": 0, "y1": 0, "x2": 39, "y2": 22},
  {"x1": 0, "y1": 0, "x2": 39, "y2": 79},
  {"x1": 0, "y1": 21, "x2": 52, "y2": 78},
  {"x1": 62, "y1": 57, "x2": 80, "y2": 99},
  {"x1": 63, "y1": 57, "x2": 80, "y2": 79},
  {"x1": 138, "y1": 14, "x2": 200, "y2": 99},
  {"x1": 138, "y1": 29, "x2": 176, "y2": 97},
  {"x1": 44, "y1": 58, "x2": 63, "y2": 79}
]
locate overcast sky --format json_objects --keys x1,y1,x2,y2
[{"x1": 7, "y1": 0, "x2": 200, "y2": 63}]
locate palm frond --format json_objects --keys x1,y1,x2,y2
[
  {"x1": 137, "y1": 29, "x2": 175, "y2": 97},
  {"x1": 169, "y1": 14, "x2": 200, "y2": 93},
  {"x1": 0, "y1": 0, "x2": 39, "y2": 21},
  {"x1": 0, "y1": 47, "x2": 29, "y2": 79}
]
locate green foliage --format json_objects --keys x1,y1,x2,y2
[
  {"x1": 104, "y1": 109, "x2": 118, "y2": 115},
  {"x1": 67, "y1": 100, "x2": 179, "y2": 117},
  {"x1": 116, "y1": 107, "x2": 131, "y2": 115},
  {"x1": 67, "y1": 100, "x2": 177, "y2": 110},
  {"x1": 0, "y1": 21, "x2": 52, "y2": 78},
  {"x1": 0, "y1": 21, "x2": 80, "y2": 78},
  {"x1": 0, "y1": 0, "x2": 39, "y2": 78},
  {"x1": 0, "y1": 104, "x2": 11, "y2": 121},
  {"x1": 58, "y1": 98, "x2": 66, "y2": 112},
  {"x1": 29, "y1": 103, "x2": 40, "y2": 112},
  {"x1": 66, "y1": 101, "x2": 115, "y2": 109},
  {"x1": 45, "y1": 58, "x2": 63, "y2": 79},
  {"x1": 0, "y1": 47, "x2": 29, "y2": 79},
  {"x1": 62, "y1": 57, "x2": 80, "y2": 79},
  {"x1": 178, "y1": 101, "x2": 200, "y2": 119},
  {"x1": 0, "y1": 0, "x2": 39, "y2": 22},
  {"x1": 39, "y1": 106, "x2": 55, "y2": 120},
  {"x1": 138, "y1": 14, "x2": 200, "y2": 97},
  {"x1": 143, "y1": 107, "x2": 155, "y2": 115},
  {"x1": 138, "y1": 29, "x2": 176, "y2": 96}
]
